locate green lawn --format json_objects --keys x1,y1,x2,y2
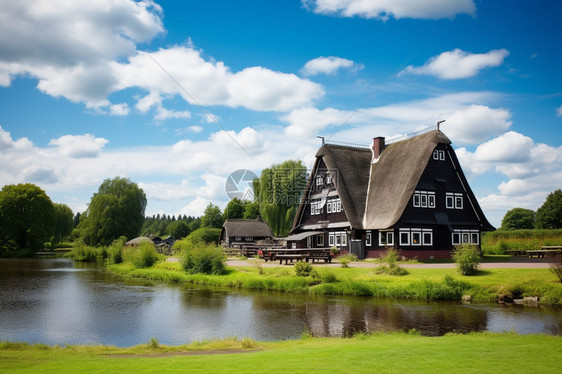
[
  {"x1": 107, "y1": 261, "x2": 562, "y2": 306},
  {"x1": 1, "y1": 333, "x2": 560, "y2": 373}
]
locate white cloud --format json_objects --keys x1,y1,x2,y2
[
  {"x1": 301, "y1": 56, "x2": 361, "y2": 76},
  {"x1": 189, "y1": 126, "x2": 203, "y2": 133},
  {"x1": 110, "y1": 103, "x2": 130, "y2": 116},
  {"x1": 154, "y1": 107, "x2": 192, "y2": 122},
  {"x1": 557, "y1": 105, "x2": 562, "y2": 117},
  {"x1": 283, "y1": 107, "x2": 351, "y2": 137},
  {"x1": 445, "y1": 105, "x2": 512, "y2": 144},
  {"x1": 49, "y1": 134, "x2": 109, "y2": 158},
  {"x1": 402, "y1": 49, "x2": 509, "y2": 79},
  {"x1": 303, "y1": 0, "x2": 476, "y2": 20}
]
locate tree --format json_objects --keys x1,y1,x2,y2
[
  {"x1": 535, "y1": 189, "x2": 562, "y2": 229},
  {"x1": 165, "y1": 220, "x2": 190, "y2": 239},
  {"x1": 201, "y1": 203, "x2": 224, "y2": 228},
  {"x1": 500, "y1": 208, "x2": 535, "y2": 230},
  {"x1": 52, "y1": 203, "x2": 74, "y2": 245},
  {"x1": 0, "y1": 183, "x2": 55, "y2": 253},
  {"x1": 222, "y1": 198, "x2": 247, "y2": 221},
  {"x1": 243, "y1": 201, "x2": 260, "y2": 219},
  {"x1": 78, "y1": 177, "x2": 147, "y2": 246},
  {"x1": 254, "y1": 160, "x2": 307, "y2": 236}
]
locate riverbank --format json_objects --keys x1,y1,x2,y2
[
  {"x1": 1, "y1": 332, "x2": 560, "y2": 373},
  {"x1": 108, "y1": 259, "x2": 562, "y2": 306}
]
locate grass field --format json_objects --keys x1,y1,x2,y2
[
  {"x1": 107, "y1": 261, "x2": 562, "y2": 306},
  {"x1": 1, "y1": 333, "x2": 560, "y2": 373}
]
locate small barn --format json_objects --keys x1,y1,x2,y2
[{"x1": 220, "y1": 218, "x2": 274, "y2": 248}]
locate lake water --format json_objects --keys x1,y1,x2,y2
[{"x1": 0, "y1": 258, "x2": 560, "y2": 347}]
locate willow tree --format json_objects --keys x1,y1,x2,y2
[
  {"x1": 78, "y1": 177, "x2": 146, "y2": 246},
  {"x1": 254, "y1": 160, "x2": 307, "y2": 237}
]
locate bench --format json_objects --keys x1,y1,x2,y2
[{"x1": 276, "y1": 254, "x2": 307, "y2": 265}]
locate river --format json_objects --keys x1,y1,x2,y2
[{"x1": 0, "y1": 258, "x2": 560, "y2": 347}]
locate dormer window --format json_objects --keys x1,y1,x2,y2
[
  {"x1": 326, "y1": 174, "x2": 332, "y2": 185},
  {"x1": 316, "y1": 175, "x2": 323, "y2": 186},
  {"x1": 433, "y1": 150, "x2": 445, "y2": 160}
]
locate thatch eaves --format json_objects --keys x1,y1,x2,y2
[
  {"x1": 222, "y1": 219, "x2": 274, "y2": 238},
  {"x1": 315, "y1": 144, "x2": 372, "y2": 229},
  {"x1": 363, "y1": 130, "x2": 451, "y2": 229}
]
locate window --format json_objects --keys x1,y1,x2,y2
[
  {"x1": 235, "y1": 236, "x2": 242, "y2": 241},
  {"x1": 433, "y1": 150, "x2": 445, "y2": 160},
  {"x1": 341, "y1": 233, "x2": 347, "y2": 246},
  {"x1": 316, "y1": 175, "x2": 323, "y2": 186},
  {"x1": 245, "y1": 236, "x2": 253, "y2": 241},
  {"x1": 379, "y1": 231, "x2": 394, "y2": 246},
  {"x1": 452, "y1": 229, "x2": 479, "y2": 245},
  {"x1": 446, "y1": 193, "x2": 463, "y2": 210},
  {"x1": 327, "y1": 201, "x2": 332, "y2": 213},
  {"x1": 310, "y1": 199, "x2": 323, "y2": 215},
  {"x1": 422, "y1": 230, "x2": 433, "y2": 246},
  {"x1": 317, "y1": 234, "x2": 324, "y2": 247},
  {"x1": 413, "y1": 191, "x2": 435, "y2": 209},
  {"x1": 326, "y1": 174, "x2": 332, "y2": 185},
  {"x1": 330, "y1": 231, "x2": 348, "y2": 247},
  {"x1": 400, "y1": 228, "x2": 433, "y2": 246},
  {"x1": 328, "y1": 233, "x2": 335, "y2": 246},
  {"x1": 366, "y1": 231, "x2": 372, "y2": 246},
  {"x1": 307, "y1": 236, "x2": 311, "y2": 248}
]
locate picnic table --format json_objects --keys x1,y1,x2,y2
[
  {"x1": 507, "y1": 246, "x2": 562, "y2": 258},
  {"x1": 259, "y1": 247, "x2": 332, "y2": 265}
]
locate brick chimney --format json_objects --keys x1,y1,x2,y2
[{"x1": 371, "y1": 137, "x2": 385, "y2": 163}]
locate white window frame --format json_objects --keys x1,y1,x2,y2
[
  {"x1": 307, "y1": 236, "x2": 312, "y2": 248},
  {"x1": 235, "y1": 236, "x2": 242, "y2": 241},
  {"x1": 433, "y1": 150, "x2": 439, "y2": 160},
  {"x1": 421, "y1": 194, "x2": 428, "y2": 208},
  {"x1": 328, "y1": 233, "x2": 335, "y2": 246},
  {"x1": 341, "y1": 232, "x2": 347, "y2": 246},
  {"x1": 452, "y1": 229, "x2": 479, "y2": 245},
  {"x1": 245, "y1": 236, "x2": 253, "y2": 241},
  {"x1": 326, "y1": 174, "x2": 332, "y2": 185},
  {"x1": 428, "y1": 194, "x2": 436, "y2": 208},
  {"x1": 413, "y1": 193, "x2": 420, "y2": 207},
  {"x1": 327, "y1": 201, "x2": 332, "y2": 213},
  {"x1": 433, "y1": 150, "x2": 445, "y2": 160},
  {"x1": 446, "y1": 193, "x2": 455, "y2": 209},
  {"x1": 422, "y1": 230, "x2": 433, "y2": 246},
  {"x1": 366, "y1": 231, "x2": 372, "y2": 246},
  {"x1": 317, "y1": 234, "x2": 324, "y2": 247},
  {"x1": 316, "y1": 175, "x2": 323, "y2": 186},
  {"x1": 411, "y1": 229, "x2": 422, "y2": 246},
  {"x1": 455, "y1": 195, "x2": 463, "y2": 209},
  {"x1": 471, "y1": 232, "x2": 480, "y2": 245},
  {"x1": 399, "y1": 230, "x2": 410, "y2": 246}
]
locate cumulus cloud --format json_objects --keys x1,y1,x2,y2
[
  {"x1": 301, "y1": 56, "x2": 361, "y2": 76},
  {"x1": 401, "y1": 49, "x2": 509, "y2": 79},
  {"x1": 110, "y1": 103, "x2": 130, "y2": 116},
  {"x1": 303, "y1": 0, "x2": 476, "y2": 20},
  {"x1": 282, "y1": 92, "x2": 511, "y2": 144},
  {"x1": 49, "y1": 134, "x2": 109, "y2": 158}
]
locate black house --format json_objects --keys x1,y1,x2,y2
[{"x1": 290, "y1": 129, "x2": 494, "y2": 259}]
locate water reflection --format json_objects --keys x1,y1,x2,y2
[{"x1": 0, "y1": 258, "x2": 560, "y2": 347}]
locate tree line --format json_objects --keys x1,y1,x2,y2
[{"x1": 500, "y1": 189, "x2": 562, "y2": 230}]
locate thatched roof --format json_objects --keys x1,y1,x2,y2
[
  {"x1": 125, "y1": 236, "x2": 153, "y2": 246},
  {"x1": 222, "y1": 218, "x2": 274, "y2": 238},
  {"x1": 315, "y1": 144, "x2": 372, "y2": 229},
  {"x1": 363, "y1": 130, "x2": 452, "y2": 229}
]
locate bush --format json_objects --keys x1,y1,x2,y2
[
  {"x1": 338, "y1": 253, "x2": 357, "y2": 268},
  {"x1": 175, "y1": 228, "x2": 221, "y2": 249},
  {"x1": 548, "y1": 253, "x2": 562, "y2": 283},
  {"x1": 107, "y1": 236, "x2": 126, "y2": 264},
  {"x1": 374, "y1": 248, "x2": 408, "y2": 276},
  {"x1": 452, "y1": 244, "x2": 480, "y2": 275},
  {"x1": 123, "y1": 241, "x2": 161, "y2": 268},
  {"x1": 181, "y1": 244, "x2": 226, "y2": 275},
  {"x1": 294, "y1": 260, "x2": 313, "y2": 276},
  {"x1": 68, "y1": 241, "x2": 106, "y2": 262}
]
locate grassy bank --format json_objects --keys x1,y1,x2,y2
[
  {"x1": 1, "y1": 332, "x2": 560, "y2": 373},
  {"x1": 108, "y1": 261, "x2": 562, "y2": 306},
  {"x1": 482, "y1": 229, "x2": 562, "y2": 254}
]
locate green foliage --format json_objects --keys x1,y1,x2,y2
[
  {"x1": 294, "y1": 260, "x2": 313, "y2": 276},
  {"x1": 78, "y1": 177, "x2": 147, "y2": 246},
  {"x1": 122, "y1": 241, "x2": 161, "y2": 268},
  {"x1": 148, "y1": 337, "x2": 160, "y2": 349},
  {"x1": 107, "y1": 236, "x2": 127, "y2": 264},
  {"x1": 452, "y1": 244, "x2": 480, "y2": 275},
  {"x1": 338, "y1": 254, "x2": 357, "y2": 268},
  {"x1": 500, "y1": 207, "x2": 535, "y2": 230},
  {"x1": 223, "y1": 198, "x2": 248, "y2": 220},
  {"x1": 181, "y1": 244, "x2": 226, "y2": 275},
  {"x1": 243, "y1": 201, "x2": 260, "y2": 219},
  {"x1": 68, "y1": 241, "x2": 107, "y2": 262},
  {"x1": 548, "y1": 253, "x2": 562, "y2": 283},
  {"x1": 535, "y1": 189, "x2": 562, "y2": 229},
  {"x1": 0, "y1": 183, "x2": 55, "y2": 254},
  {"x1": 375, "y1": 248, "x2": 408, "y2": 276},
  {"x1": 165, "y1": 220, "x2": 190, "y2": 239},
  {"x1": 201, "y1": 203, "x2": 224, "y2": 228},
  {"x1": 481, "y1": 229, "x2": 562, "y2": 254},
  {"x1": 52, "y1": 203, "x2": 74, "y2": 245},
  {"x1": 175, "y1": 228, "x2": 222, "y2": 249},
  {"x1": 254, "y1": 160, "x2": 307, "y2": 237}
]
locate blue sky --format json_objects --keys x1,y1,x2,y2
[{"x1": 0, "y1": 0, "x2": 561, "y2": 227}]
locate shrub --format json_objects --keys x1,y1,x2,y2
[
  {"x1": 548, "y1": 253, "x2": 562, "y2": 283},
  {"x1": 123, "y1": 241, "x2": 161, "y2": 268},
  {"x1": 452, "y1": 244, "x2": 480, "y2": 275},
  {"x1": 294, "y1": 260, "x2": 313, "y2": 276},
  {"x1": 107, "y1": 236, "x2": 126, "y2": 264},
  {"x1": 338, "y1": 254, "x2": 357, "y2": 268},
  {"x1": 375, "y1": 248, "x2": 408, "y2": 275},
  {"x1": 185, "y1": 228, "x2": 222, "y2": 245},
  {"x1": 181, "y1": 244, "x2": 226, "y2": 275},
  {"x1": 68, "y1": 241, "x2": 105, "y2": 262}
]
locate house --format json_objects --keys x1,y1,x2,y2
[
  {"x1": 220, "y1": 217, "x2": 275, "y2": 248},
  {"x1": 289, "y1": 129, "x2": 494, "y2": 259}
]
